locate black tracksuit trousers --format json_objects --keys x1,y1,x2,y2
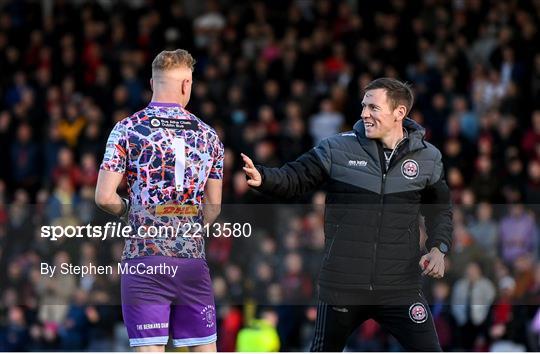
[{"x1": 310, "y1": 289, "x2": 441, "y2": 352}]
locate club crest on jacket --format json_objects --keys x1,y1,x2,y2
[{"x1": 401, "y1": 159, "x2": 419, "y2": 179}]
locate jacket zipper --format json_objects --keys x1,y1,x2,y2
[
  {"x1": 370, "y1": 172, "x2": 386, "y2": 290},
  {"x1": 369, "y1": 137, "x2": 407, "y2": 290}
]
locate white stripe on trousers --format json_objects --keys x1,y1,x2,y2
[{"x1": 312, "y1": 301, "x2": 327, "y2": 351}]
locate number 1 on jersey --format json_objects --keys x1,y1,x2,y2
[{"x1": 172, "y1": 137, "x2": 185, "y2": 192}]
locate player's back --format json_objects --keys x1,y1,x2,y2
[{"x1": 100, "y1": 102, "x2": 224, "y2": 260}]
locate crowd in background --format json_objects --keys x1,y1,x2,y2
[{"x1": 2, "y1": 0, "x2": 540, "y2": 351}]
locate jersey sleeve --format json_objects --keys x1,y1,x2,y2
[
  {"x1": 209, "y1": 137, "x2": 224, "y2": 180},
  {"x1": 100, "y1": 121, "x2": 128, "y2": 173}
]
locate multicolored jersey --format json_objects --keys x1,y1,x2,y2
[{"x1": 100, "y1": 102, "x2": 224, "y2": 260}]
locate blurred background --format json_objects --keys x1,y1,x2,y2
[{"x1": 1, "y1": 0, "x2": 540, "y2": 351}]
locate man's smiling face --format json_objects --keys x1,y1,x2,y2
[{"x1": 361, "y1": 88, "x2": 400, "y2": 140}]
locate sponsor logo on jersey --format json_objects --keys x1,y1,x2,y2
[
  {"x1": 409, "y1": 302, "x2": 427, "y2": 323},
  {"x1": 155, "y1": 205, "x2": 199, "y2": 216},
  {"x1": 401, "y1": 159, "x2": 419, "y2": 179},
  {"x1": 150, "y1": 117, "x2": 199, "y2": 130}
]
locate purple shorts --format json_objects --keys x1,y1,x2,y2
[{"x1": 120, "y1": 256, "x2": 216, "y2": 347}]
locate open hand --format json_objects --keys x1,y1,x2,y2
[{"x1": 241, "y1": 153, "x2": 262, "y2": 187}]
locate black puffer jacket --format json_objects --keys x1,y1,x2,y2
[{"x1": 256, "y1": 118, "x2": 452, "y2": 299}]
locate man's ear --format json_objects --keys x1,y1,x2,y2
[
  {"x1": 394, "y1": 105, "x2": 407, "y2": 121},
  {"x1": 149, "y1": 78, "x2": 154, "y2": 92},
  {"x1": 181, "y1": 79, "x2": 189, "y2": 96}
]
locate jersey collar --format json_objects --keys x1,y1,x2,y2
[{"x1": 148, "y1": 101, "x2": 182, "y2": 108}]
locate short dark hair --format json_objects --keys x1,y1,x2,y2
[{"x1": 364, "y1": 78, "x2": 414, "y2": 114}]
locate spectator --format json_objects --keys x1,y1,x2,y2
[
  {"x1": 236, "y1": 308, "x2": 280, "y2": 352},
  {"x1": 85, "y1": 290, "x2": 117, "y2": 351},
  {"x1": 46, "y1": 175, "x2": 80, "y2": 223},
  {"x1": 308, "y1": 98, "x2": 344, "y2": 145},
  {"x1": 58, "y1": 289, "x2": 89, "y2": 350},
  {"x1": 0, "y1": 306, "x2": 29, "y2": 351},
  {"x1": 468, "y1": 202, "x2": 499, "y2": 259},
  {"x1": 447, "y1": 223, "x2": 489, "y2": 279},
  {"x1": 529, "y1": 307, "x2": 540, "y2": 351},
  {"x1": 4, "y1": 71, "x2": 29, "y2": 107},
  {"x1": 278, "y1": 102, "x2": 311, "y2": 162},
  {"x1": 512, "y1": 255, "x2": 535, "y2": 300},
  {"x1": 499, "y1": 204, "x2": 538, "y2": 266},
  {"x1": 10, "y1": 123, "x2": 39, "y2": 192},
  {"x1": 453, "y1": 95, "x2": 479, "y2": 142},
  {"x1": 120, "y1": 65, "x2": 143, "y2": 110},
  {"x1": 224, "y1": 264, "x2": 244, "y2": 304},
  {"x1": 348, "y1": 320, "x2": 384, "y2": 352},
  {"x1": 501, "y1": 156, "x2": 526, "y2": 200},
  {"x1": 36, "y1": 251, "x2": 77, "y2": 337},
  {"x1": 58, "y1": 103, "x2": 86, "y2": 148},
  {"x1": 79, "y1": 153, "x2": 98, "y2": 188},
  {"x1": 489, "y1": 276, "x2": 527, "y2": 351},
  {"x1": 522, "y1": 110, "x2": 540, "y2": 158},
  {"x1": 470, "y1": 155, "x2": 501, "y2": 202},
  {"x1": 78, "y1": 122, "x2": 102, "y2": 158},
  {"x1": 218, "y1": 305, "x2": 243, "y2": 352},
  {"x1": 251, "y1": 261, "x2": 274, "y2": 304},
  {"x1": 276, "y1": 252, "x2": 312, "y2": 351},
  {"x1": 451, "y1": 261, "x2": 496, "y2": 351},
  {"x1": 430, "y1": 281, "x2": 455, "y2": 351},
  {"x1": 446, "y1": 167, "x2": 466, "y2": 204},
  {"x1": 43, "y1": 123, "x2": 67, "y2": 183},
  {"x1": 525, "y1": 263, "x2": 540, "y2": 307},
  {"x1": 526, "y1": 160, "x2": 540, "y2": 207},
  {"x1": 51, "y1": 148, "x2": 82, "y2": 189},
  {"x1": 193, "y1": 0, "x2": 226, "y2": 49},
  {"x1": 279, "y1": 252, "x2": 312, "y2": 304},
  {"x1": 4, "y1": 190, "x2": 34, "y2": 256},
  {"x1": 425, "y1": 93, "x2": 449, "y2": 144}
]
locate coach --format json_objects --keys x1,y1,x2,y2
[{"x1": 242, "y1": 78, "x2": 452, "y2": 351}]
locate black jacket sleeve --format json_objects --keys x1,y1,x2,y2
[
  {"x1": 420, "y1": 150, "x2": 453, "y2": 252},
  {"x1": 254, "y1": 139, "x2": 331, "y2": 199}
]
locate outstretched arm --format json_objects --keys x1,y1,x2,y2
[{"x1": 241, "y1": 139, "x2": 331, "y2": 199}]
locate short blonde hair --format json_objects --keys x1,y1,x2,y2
[{"x1": 151, "y1": 49, "x2": 196, "y2": 74}]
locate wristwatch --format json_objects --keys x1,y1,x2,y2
[{"x1": 436, "y1": 242, "x2": 449, "y2": 254}]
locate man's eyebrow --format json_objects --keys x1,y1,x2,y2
[{"x1": 361, "y1": 102, "x2": 380, "y2": 108}]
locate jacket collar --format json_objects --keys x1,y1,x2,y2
[{"x1": 353, "y1": 117, "x2": 427, "y2": 152}]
